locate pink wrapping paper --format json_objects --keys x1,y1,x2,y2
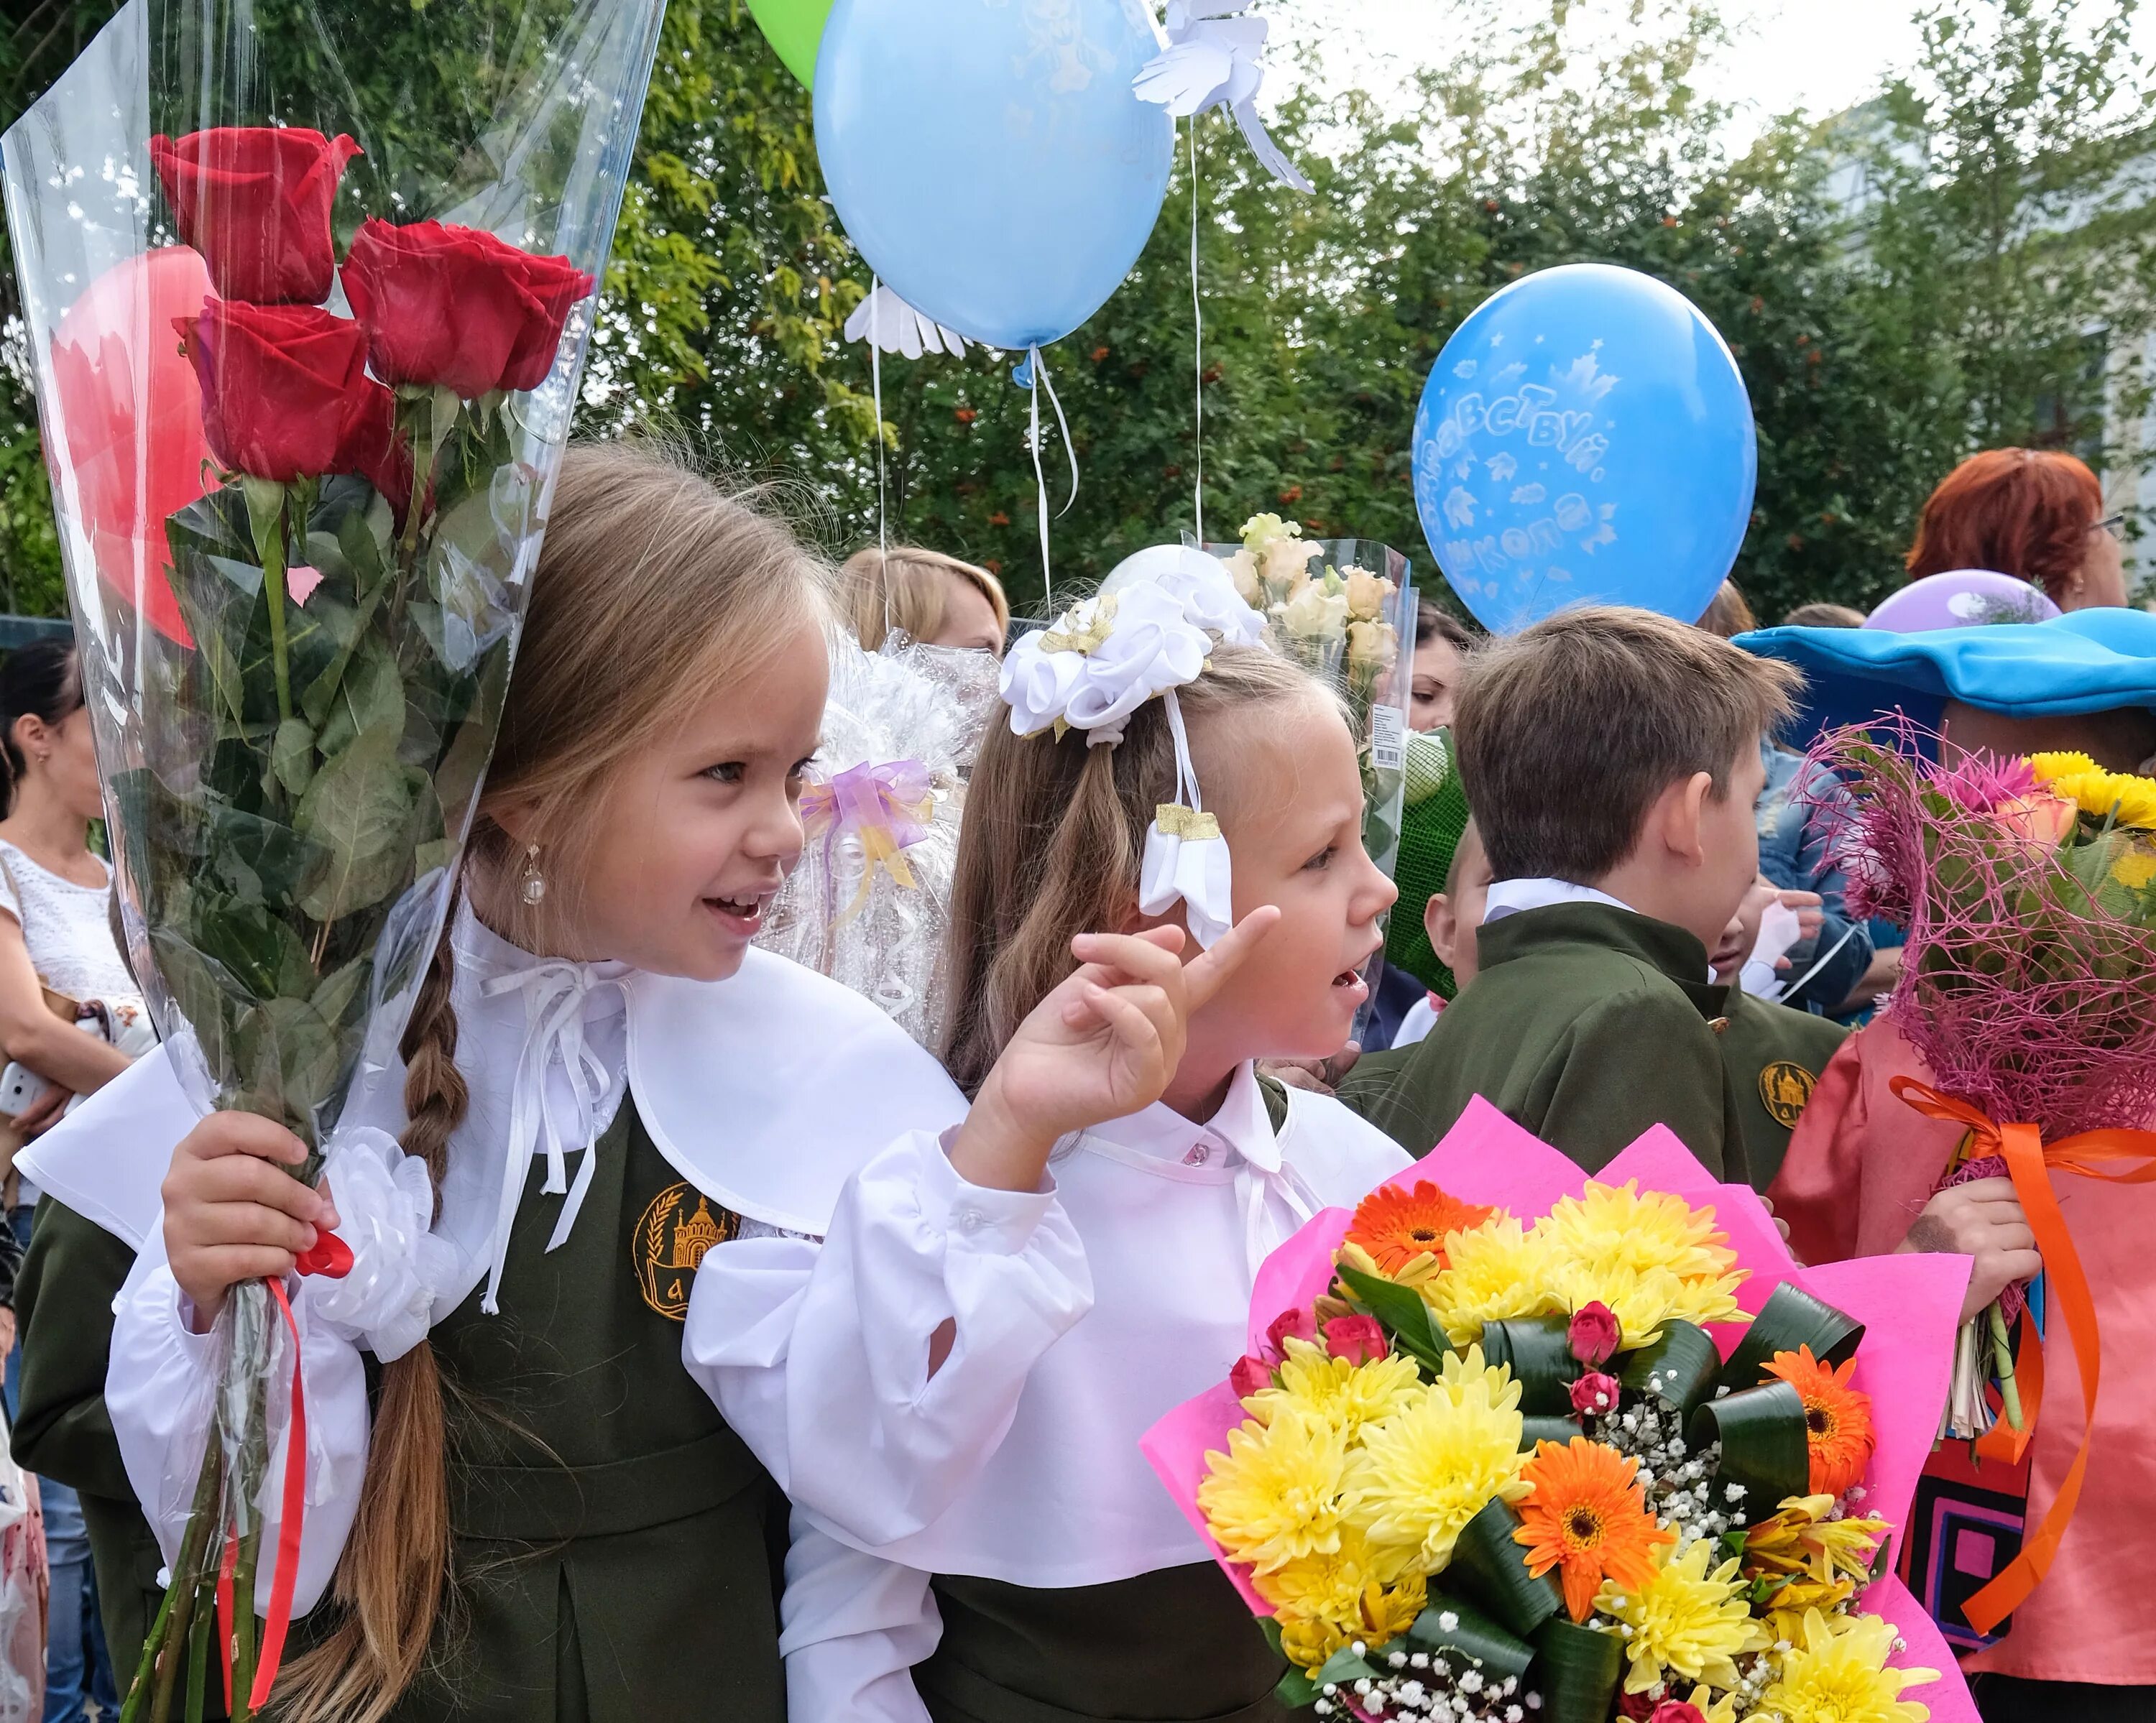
[{"x1": 1140, "y1": 1096, "x2": 1978, "y2": 1714}]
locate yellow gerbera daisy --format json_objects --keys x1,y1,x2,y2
[
  {"x1": 1418, "y1": 1215, "x2": 1562, "y2": 1346},
  {"x1": 2048, "y1": 767, "x2": 2156, "y2": 832},
  {"x1": 1245, "y1": 1337, "x2": 1424, "y2": 1436},
  {"x1": 1598, "y1": 1538, "x2": 1771, "y2": 1694},
  {"x1": 1755, "y1": 1608, "x2": 1938, "y2": 1723},
  {"x1": 1347, "y1": 1347, "x2": 1529, "y2": 1579},
  {"x1": 1261, "y1": 1532, "x2": 1429, "y2": 1671},
  {"x1": 2028, "y1": 750, "x2": 2100, "y2": 787},
  {"x1": 1536, "y1": 1181, "x2": 1741, "y2": 1288},
  {"x1": 1197, "y1": 1408, "x2": 1354, "y2": 1576},
  {"x1": 2111, "y1": 844, "x2": 2156, "y2": 892}
]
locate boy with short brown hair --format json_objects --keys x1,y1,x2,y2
[{"x1": 1346, "y1": 605, "x2": 1837, "y2": 1182}]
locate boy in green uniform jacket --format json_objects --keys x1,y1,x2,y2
[{"x1": 1341, "y1": 604, "x2": 1838, "y2": 1185}]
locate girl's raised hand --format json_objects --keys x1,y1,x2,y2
[
  {"x1": 162, "y1": 1112, "x2": 340, "y2": 1331},
  {"x1": 951, "y1": 907, "x2": 1280, "y2": 1193}
]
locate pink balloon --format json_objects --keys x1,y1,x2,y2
[
  {"x1": 1866, "y1": 570, "x2": 2060, "y2": 634},
  {"x1": 48, "y1": 246, "x2": 213, "y2": 645}
]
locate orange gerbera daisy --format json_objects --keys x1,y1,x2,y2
[
  {"x1": 1764, "y1": 1346, "x2": 1876, "y2": 1498},
  {"x1": 1346, "y1": 1181, "x2": 1496, "y2": 1275},
  {"x1": 1513, "y1": 1437, "x2": 1674, "y2": 1622}
]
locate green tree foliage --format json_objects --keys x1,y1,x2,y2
[{"x1": 3, "y1": 0, "x2": 2150, "y2": 625}]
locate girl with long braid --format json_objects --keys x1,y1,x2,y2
[{"x1": 24, "y1": 443, "x2": 968, "y2": 1722}]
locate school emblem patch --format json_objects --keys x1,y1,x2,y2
[
  {"x1": 1759, "y1": 1061, "x2": 1817, "y2": 1130},
  {"x1": 635, "y1": 1182, "x2": 740, "y2": 1321}
]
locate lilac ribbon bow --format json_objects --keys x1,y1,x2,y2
[{"x1": 799, "y1": 759, "x2": 936, "y2": 925}]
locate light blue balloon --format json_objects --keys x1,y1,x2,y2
[
  {"x1": 1411, "y1": 263, "x2": 1757, "y2": 634},
  {"x1": 814, "y1": 0, "x2": 1173, "y2": 353}
]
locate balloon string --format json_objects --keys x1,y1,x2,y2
[
  {"x1": 870, "y1": 274, "x2": 890, "y2": 639},
  {"x1": 1030, "y1": 348, "x2": 1051, "y2": 609},
  {"x1": 1189, "y1": 115, "x2": 1205, "y2": 546},
  {"x1": 1036, "y1": 348, "x2": 1079, "y2": 520}
]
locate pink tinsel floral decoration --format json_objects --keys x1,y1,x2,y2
[{"x1": 1802, "y1": 712, "x2": 2156, "y2": 1140}]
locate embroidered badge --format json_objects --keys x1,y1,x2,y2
[
  {"x1": 635, "y1": 1182, "x2": 740, "y2": 1321},
  {"x1": 1759, "y1": 1061, "x2": 1817, "y2": 1130}
]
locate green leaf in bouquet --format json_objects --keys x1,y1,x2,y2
[
  {"x1": 1519, "y1": 1415, "x2": 1585, "y2": 1452},
  {"x1": 1715, "y1": 1283, "x2": 1862, "y2": 1394},
  {"x1": 1310, "y1": 1645, "x2": 1383, "y2": 1691},
  {"x1": 1690, "y1": 1380, "x2": 1810, "y2": 1513},
  {"x1": 1409, "y1": 1593, "x2": 1537, "y2": 1682},
  {"x1": 1257, "y1": 1620, "x2": 1319, "y2": 1707},
  {"x1": 187, "y1": 887, "x2": 315, "y2": 1003},
  {"x1": 295, "y1": 724, "x2": 426, "y2": 925},
  {"x1": 147, "y1": 926, "x2": 239, "y2": 1065},
  {"x1": 232, "y1": 994, "x2": 349, "y2": 1134},
  {"x1": 1335, "y1": 1262, "x2": 1448, "y2": 1374},
  {"x1": 1529, "y1": 1617, "x2": 1626, "y2": 1723},
  {"x1": 314, "y1": 642, "x2": 405, "y2": 760},
  {"x1": 270, "y1": 719, "x2": 316, "y2": 799},
  {"x1": 1443, "y1": 1498, "x2": 1563, "y2": 1638},
  {"x1": 1619, "y1": 1319, "x2": 1722, "y2": 1424},
  {"x1": 1478, "y1": 1316, "x2": 1580, "y2": 1415},
  {"x1": 310, "y1": 956, "x2": 374, "y2": 1039},
  {"x1": 204, "y1": 800, "x2": 331, "y2": 914},
  {"x1": 427, "y1": 646, "x2": 511, "y2": 824}
]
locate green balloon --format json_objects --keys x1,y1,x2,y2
[{"x1": 747, "y1": 0, "x2": 834, "y2": 88}]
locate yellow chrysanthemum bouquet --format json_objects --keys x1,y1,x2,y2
[{"x1": 1142, "y1": 1101, "x2": 1978, "y2": 1723}]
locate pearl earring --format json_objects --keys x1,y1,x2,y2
[{"x1": 519, "y1": 843, "x2": 546, "y2": 906}]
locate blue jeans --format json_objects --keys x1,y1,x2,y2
[{"x1": 7, "y1": 1206, "x2": 118, "y2": 1721}]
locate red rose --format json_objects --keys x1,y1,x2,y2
[
  {"x1": 340, "y1": 218, "x2": 593, "y2": 398},
  {"x1": 1570, "y1": 1369, "x2": 1622, "y2": 1417},
  {"x1": 176, "y1": 301, "x2": 387, "y2": 484},
  {"x1": 1568, "y1": 1301, "x2": 1622, "y2": 1367},
  {"x1": 1650, "y1": 1704, "x2": 1707, "y2": 1723},
  {"x1": 149, "y1": 129, "x2": 359, "y2": 305},
  {"x1": 1230, "y1": 1354, "x2": 1275, "y2": 1399},
  {"x1": 1323, "y1": 1315, "x2": 1387, "y2": 1367},
  {"x1": 1264, "y1": 1306, "x2": 1317, "y2": 1357},
  {"x1": 336, "y1": 372, "x2": 414, "y2": 518},
  {"x1": 1617, "y1": 1696, "x2": 1657, "y2": 1722}
]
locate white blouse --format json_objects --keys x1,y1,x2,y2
[
  {"x1": 32, "y1": 906, "x2": 967, "y2": 1723},
  {"x1": 0, "y1": 841, "x2": 132, "y2": 1002},
  {"x1": 688, "y1": 1063, "x2": 1410, "y2": 1714}
]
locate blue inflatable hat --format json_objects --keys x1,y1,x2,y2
[{"x1": 1737, "y1": 608, "x2": 2156, "y2": 750}]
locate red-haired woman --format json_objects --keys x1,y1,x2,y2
[{"x1": 1907, "y1": 448, "x2": 2128, "y2": 610}]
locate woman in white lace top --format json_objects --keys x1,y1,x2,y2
[{"x1": 0, "y1": 639, "x2": 142, "y2": 1137}]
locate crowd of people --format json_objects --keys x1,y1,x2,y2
[{"x1": 0, "y1": 437, "x2": 2140, "y2": 1723}]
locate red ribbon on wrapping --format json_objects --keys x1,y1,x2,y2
[
  {"x1": 1891, "y1": 1077, "x2": 2156, "y2": 1635},
  {"x1": 214, "y1": 1228, "x2": 354, "y2": 1711}
]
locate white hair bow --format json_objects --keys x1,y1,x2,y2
[{"x1": 998, "y1": 548, "x2": 1263, "y2": 946}]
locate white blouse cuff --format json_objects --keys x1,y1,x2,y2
[
  {"x1": 303, "y1": 1127, "x2": 456, "y2": 1362},
  {"x1": 918, "y1": 1126, "x2": 1056, "y2": 1257}
]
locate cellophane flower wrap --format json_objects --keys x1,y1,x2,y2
[
  {"x1": 1800, "y1": 721, "x2": 2156, "y2": 1627},
  {"x1": 1143, "y1": 1099, "x2": 1978, "y2": 1723},
  {"x1": 2, "y1": 1, "x2": 663, "y2": 1714}
]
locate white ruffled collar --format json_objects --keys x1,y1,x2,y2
[{"x1": 21, "y1": 926, "x2": 969, "y2": 1329}]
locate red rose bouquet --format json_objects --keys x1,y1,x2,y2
[
  {"x1": 1144, "y1": 1103, "x2": 1980, "y2": 1723},
  {"x1": 2, "y1": 2, "x2": 664, "y2": 1717}
]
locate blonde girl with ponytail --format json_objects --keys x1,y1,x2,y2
[
  {"x1": 691, "y1": 552, "x2": 1416, "y2": 1722},
  {"x1": 32, "y1": 443, "x2": 969, "y2": 1723}
]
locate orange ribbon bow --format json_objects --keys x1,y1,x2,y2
[{"x1": 1891, "y1": 1076, "x2": 2156, "y2": 1635}]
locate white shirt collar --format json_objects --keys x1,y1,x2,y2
[
  {"x1": 1074, "y1": 1061, "x2": 1278, "y2": 1175},
  {"x1": 1481, "y1": 877, "x2": 1639, "y2": 925},
  {"x1": 1480, "y1": 877, "x2": 1717, "y2": 985}
]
